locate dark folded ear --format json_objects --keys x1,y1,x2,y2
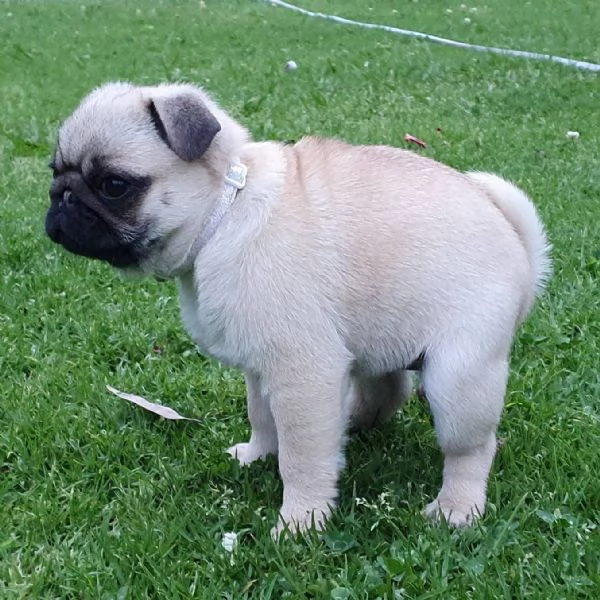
[{"x1": 147, "y1": 92, "x2": 221, "y2": 161}]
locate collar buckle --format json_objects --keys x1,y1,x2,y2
[{"x1": 224, "y1": 160, "x2": 248, "y2": 190}]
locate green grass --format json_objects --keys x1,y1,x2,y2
[{"x1": 1, "y1": 0, "x2": 599, "y2": 597}]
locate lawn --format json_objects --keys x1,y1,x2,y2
[{"x1": 1, "y1": 0, "x2": 599, "y2": 598}]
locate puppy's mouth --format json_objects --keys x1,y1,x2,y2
[{"x1": 46, "y1": 173, "x2": 148, "y2": 268}]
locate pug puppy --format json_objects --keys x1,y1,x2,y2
[{"x1": 46, "y1": 82, "x2": 551, "y2": 537}]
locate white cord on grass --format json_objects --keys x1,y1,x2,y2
[{"x1": 264, "y1": 0, "x2": 600, "y2": 73}]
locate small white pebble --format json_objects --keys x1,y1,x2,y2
[
  {"x1": 445, "y1": 8, "x2": 453, "y2": 13},
  {"x1": 363, "y1": 60, "x2": 370, "y2": 68},
  {"x1": 285, "y1": 60, "x2": 298, "y2": 71},
  {"x1": 470, "y1": 6, "x2": 478, "y2": 12},
  {"x1": 460, "y1": 3, "x2": 467, "y2": 8},
  {"x1": 464, "y1": 17, "x2": 472, "y2": 23},
  {"x1": 566, "y1": 131, "x2": 580, "y2": 139},
  {"x1": 221, "y1": 532, "x2": 238, "y2": 553}
]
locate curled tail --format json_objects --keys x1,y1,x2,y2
[{"x1": 466, "y1": 172, "x2": 551, "y2": 306}]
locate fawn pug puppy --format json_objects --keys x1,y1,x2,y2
[{"x1": 46, "y1": 82, "x2": 550, "y2": 536}]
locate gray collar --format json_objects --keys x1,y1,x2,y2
[
  {"x1": 198, "y1": 158, "x2": 248, "y2": 249},
  {"x1": 176, "y1": 159, "x2": 248, "y2": 273}
]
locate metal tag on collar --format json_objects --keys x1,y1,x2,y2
[{"x1": 224, "y1": 160, "x2": 248, "y2": 190}]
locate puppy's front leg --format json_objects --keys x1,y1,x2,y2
[
  {"x1": 227, "y1": 372, "x2": 278, "y2": 465},
  {"x1": 267, "y1": 360, "x2": 349, "y2": 538}
]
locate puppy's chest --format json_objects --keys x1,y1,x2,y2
[{"x1": 177, "y1": 278, "x2": 246, "y2": 368}]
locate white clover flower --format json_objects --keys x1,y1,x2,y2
[{"x1": 221, "y1": 531, "x2": 238, "y2": 553}]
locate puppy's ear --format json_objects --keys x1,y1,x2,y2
[{"x1": 148, "y1": 92, "x2": 221, "y2": 161}]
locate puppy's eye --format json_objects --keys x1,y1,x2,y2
[{"x1": 99, "y1": 177, "x2": 129, "y2": 200}]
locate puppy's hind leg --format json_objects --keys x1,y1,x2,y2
[
  {"x1": 420, "y1": 337, "x2": 509, "y2": 526},
  {"x1": 348, "y1": 370, "x2": 413, "y2": 432}
]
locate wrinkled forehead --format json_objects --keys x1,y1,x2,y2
[{"x1": 54, "y1": 85, "x2": 163, "y2": 174}]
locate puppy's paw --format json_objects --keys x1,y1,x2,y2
[
  {"x1": 226, "y1": 442, "x2": 274, "y2": 466},
  {"x1": 423, "y1": 497, "x2": 484, "y2": 527},
  {"x1": 270, "y1": 503, "x2": 332, "y2": 540}
]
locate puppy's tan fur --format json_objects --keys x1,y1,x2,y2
[{"x1": 55, "y1": 83, "x2": 551, "y2": 536}]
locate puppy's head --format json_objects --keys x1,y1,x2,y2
[{"x1": 46, "y1": 82, "x2": 248, "y2": 271}]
